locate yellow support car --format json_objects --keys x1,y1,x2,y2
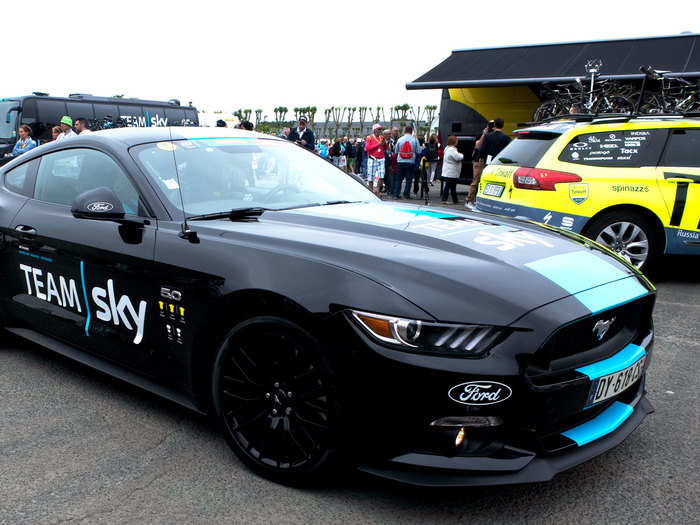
[{"x1": 475, "y1": 118, "x2": 700, "y2": 272}]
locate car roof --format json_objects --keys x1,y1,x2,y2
[{"x1": 517, "y1": 116, "x2": 700, "y2": 135}]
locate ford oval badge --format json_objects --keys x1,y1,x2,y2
[
  {"x1": 448, "y1": 381, "x2": 512, "y2": 406},
  {"x1": 87, "y1": 202, "x2": 114, "y2": 213}
]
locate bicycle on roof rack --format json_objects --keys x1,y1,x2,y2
[{"x1": 637, "y1": 65, "x2": 700, "y2": 114}]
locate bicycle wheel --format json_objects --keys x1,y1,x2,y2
[{"x1": 594, "y1": 95, "x2": 635, "y2": 114}]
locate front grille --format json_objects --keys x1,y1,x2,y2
[{"x1": 533, "y1": 294, "x2": 654, "y2": 371}]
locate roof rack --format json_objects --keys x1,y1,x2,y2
[{"x1": 518, "y1": 111, "x2": 700, "y2": 128}]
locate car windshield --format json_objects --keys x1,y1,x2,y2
[
  {"x1": 0, "y1": 100, "x2": 19, "y2": 140},
  {"x1": 130, "y1": 137, "x2": 376, "y2": 215}
]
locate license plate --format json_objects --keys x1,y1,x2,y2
[
  {"x1": 482, "y1": 183, "x2": 505, "y2": 198},
  {"x1": 586, "y1": 355, "x2": 646, "y2": 406}
]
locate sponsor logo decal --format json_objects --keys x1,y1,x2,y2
[
  {"x1": 611, "y1": 184, "x2": 649, "y2": 193},
  {"x1": 569, "y1": 183, "x2": 588, "y2": 204},
  {"x1": 448, "y1": 381, "x2": 513, "y2": 405},
  {"x1": 593, "y1": 317, "x2": 616, "y2": 341},
  {"x1": 472, "y1": 230, "x2": 555, "y2": 251},
  {"x1": 87, "y1": 202, "x2": 114, "y2": 213},
  {"x1": 19, "y1": 263, "x2": 147, "y2": 344}
]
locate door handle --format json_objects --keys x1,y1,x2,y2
[{"x1": 14, "y1": 225, "x2": 37, "y2": 237}]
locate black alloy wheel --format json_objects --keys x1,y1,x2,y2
[{"x1": 212, "y1": 316, "x2": 338, "y2": 485}]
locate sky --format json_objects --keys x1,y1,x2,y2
[{"x1": 2, "y1": 0, "x2": 698, "y2": 121}]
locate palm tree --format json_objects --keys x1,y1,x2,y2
[{"x1": 358, "y1": 107, "x2": 368, "y2": 136}]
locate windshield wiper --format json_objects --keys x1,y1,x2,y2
[
  {"x1": 324, "y1": 200, "x2": 358, "y2": 205},
  {"x1": 188, "y1": 207, "x2": 267, "y2": 221},
  {"x1": 497, "y1": 157, "x2": 517, "y2": 164}
]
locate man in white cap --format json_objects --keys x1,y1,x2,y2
[
  {"x1": 287, "y1": 116, "x2": 315, "y2": 152},
  {"x1": 364, "y1": 123, "x2": 387, "y2": 195}
]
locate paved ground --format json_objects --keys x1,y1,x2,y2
[{"x1": 1, "y1": 222, "x2": 698, "y2": 524}]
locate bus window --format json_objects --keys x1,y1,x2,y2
[
  {"x1": 36, "y1": 100, "x2": 68, "y2": 132},
  {"x1": 93, "y1": 103, "x2": 119, "y2": 126},
  {"x1": 165, "y1": 107, "x2": 186, "y2": 126},
  {"x1": 183, "y1": 109, "x2": 198, "y2": 126},
  {"x1": 118, "y1": 105, "x2": 145, "y2": 127},
  {"x1": 67, "y1": 102, "x2": 94, "y2": 122},
  {"x1": 143, "y1": 106, "x2": 166, "y2": 127}
]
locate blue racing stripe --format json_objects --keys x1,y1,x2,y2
[
  {"x1": 525, "y1": 251, "x2": 628, "y2": 294},
  {"x1": 576, "y1": 343, "x2": 646, "y2": 379},
  {"x1": 562, "y1": 401, "x2": 633, "y2": 446},
  {"x1": 573, "y1": 277, "x2": 648, "y2": 314},
  {"x1": 394, "y1": 208, "x2": 457, "y2": 219},
  {"x1": 80, "y1": 261, "x2": 91, "y2": 337}
]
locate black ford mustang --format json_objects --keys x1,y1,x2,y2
[{"x1": 0, "y1": 127, "x2": 655, "y2": 486}]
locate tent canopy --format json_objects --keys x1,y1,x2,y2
[{"x1": 407, "y1": 34, "x2": 700, "y2": 89}]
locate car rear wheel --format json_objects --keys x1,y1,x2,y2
[
  {"x1": 584, "y1": 211, "x2": 659, "y2": 273},
  {"x1": 212, "y1": 316, "x2": 339, "y2": 485}
]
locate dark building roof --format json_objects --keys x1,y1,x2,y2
[{"x1": 407, "y1": 34, "x2": 700, "y2": 89}]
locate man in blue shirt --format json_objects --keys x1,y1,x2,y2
[{"x1": 393, "y1": 125, "x2": 421, "y2": 199}]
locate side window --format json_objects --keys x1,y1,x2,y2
[
  {"x1": 165, "y1": 107, "x2": 186, "y2": 126},
  {"x1": 66, "y1": 102, "x2": 95, "y2": 124},
  {"x1": 4, "y1": 161, "x2": 33, "y2": 196},
  {"x1": 36, "y1": 100, "x2": 67, "y2": 130},
  {"x1": 558, "y1": 129, "x2": 667, "y2": 167},
  {"x1": 118, "y1": 105, "x2": 144, "y2": 127},
  {"x1": 93, "y1": 104, "x2": 119, "y2": 125},
  {"x1": 35, "y1": 149, "x2": 142, "y2": 214},
  {"x1": 660, "y1": 129, "x2": 700, "y2": 167}
]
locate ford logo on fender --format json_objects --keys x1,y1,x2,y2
[{"x1": 448, "y1": 381, "x2": 512, "y2": 406}]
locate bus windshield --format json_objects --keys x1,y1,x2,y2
[{"x1": 0, "y1": 101, "x2": 19, "y2": 140}]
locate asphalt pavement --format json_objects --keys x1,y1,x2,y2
[{"x1": 1, "y1": 239, "x2": 698, "y2": 524}]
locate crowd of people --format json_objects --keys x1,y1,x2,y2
[
  {"x1": 3, "y1": 115, "x2": 94, "y2": 160},
  {"x1": 278, "y1": 115, "x2": 511, "y2": 205},
  {"x1": 7, "y1": 112, "x2": 512, "y2": 208}
]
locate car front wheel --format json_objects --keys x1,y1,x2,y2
[
  {"x1": 584, "y1": 211, "x2": 659, "y2": 273},
  {"x1": 211, "y1": 316, "x2": 339, "y2": 485}
]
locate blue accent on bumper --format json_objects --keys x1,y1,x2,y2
[
  {"x1": 573, "y1": 277, "x2": 648, "y2": 314},
  {"x1": 576, "y1": 343, "x2": 646, "y2": 380},
  {"x1": 562, "y1": 401, "x2": 634, "y2": 446},
  {"x1": 80, "y1": 261, "x2": 90, "y2": 337}
]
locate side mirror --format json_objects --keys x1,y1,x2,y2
[
  {"x1": 71, "y1": 187, "x2": 125, "y2": 221},
  {"x1": 5, "y1": 106, "x2": 20, "y2": 124}
]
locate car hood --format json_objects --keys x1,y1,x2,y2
[{"x1": 201, "y1": 202, "x2": 645, "y2": 325}]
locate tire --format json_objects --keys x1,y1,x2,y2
[
  {"x1": 533, "y1": 100, "x2": 557, "y2": 121},
  {"x1": 583, "y1": 211, "x2": 660, "y2": 274},
  {"x1": 211, "y1": 316, "x2": 340, "y2": 486}
]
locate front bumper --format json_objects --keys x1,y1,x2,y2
[
  {"x1": 357, "y1": 388, "x2": 653, "y2": 487},
  {"x1": 328, "y1": 293, "x2": 655, "y2": 487}
]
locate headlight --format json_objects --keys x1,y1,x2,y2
[{"x1": 349, "y1": 310, "x2": 508, "y2": 357}]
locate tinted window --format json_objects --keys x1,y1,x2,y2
[
  {"x1": 5, "y1": 161, "x2": 33, "y2": 196},
  {"x1": 143, "y1": 106, "x2": 167, "y2": 127},
  {"x1": 35, "y1": 149, "x2": 141, "y2": 213},
  {"x1": 93, "y1": 103, "x2": 119, "y2": 123},
  {"x1": 558, "y1": 129, "x2": 667, "y2": 167},
  {"x1": 117, "y1": 105, "x2": 144, "y2": 127},
  {"x1": 20, "y1": 99, "x2": 46, "y2": 141},
  {"x1": 660, "y1": 129, "x2": 700, "y2": 167},
  {"x1": 165, "y1": 107, "x2": 186, "y2": 126},
  {"x1": 183, "y1": 109, "x2": 198, "y2": 126},
  {"x1": 36, "y1": 100, "x2": 67, "y2": 130},
  {"x1": 491, "y1": 133, "x2": 559, "y2": 167},
  {"x1": 66, "y1": 101, "x2": 94, "y2": 122}
]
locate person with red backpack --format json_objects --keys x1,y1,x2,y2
[{"x1": 393, "y1": 125, "x2": 421, "y2": 199}]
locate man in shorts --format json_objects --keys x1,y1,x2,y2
[{"x1": 364, "y1": 123, "x2": 387, "y2": 195}]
